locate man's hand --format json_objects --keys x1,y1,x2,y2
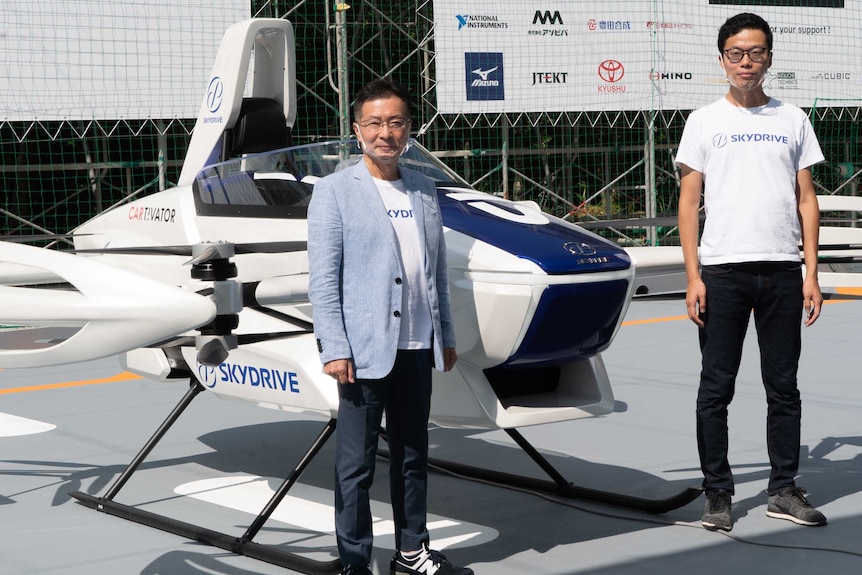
[
  {"x1": 324, "y1": 358, "x2": 355, "y2": 384},
  {"x1": 686, "y1": 277, "x2": 707, "y2": 328},
  {"x1": 443, "y1": 348, "x2": 457, "y2": 372},
  {"x1": 802, "y1": 276, "x2": 823, "y2": 327}
]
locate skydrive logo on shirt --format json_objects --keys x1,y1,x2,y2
[
  {"x1": 713, "y1": 132, "x2": 789, "y2": 148},
  {"x1": 388, "y1": 209, "x2": 414, "y2": 219}
]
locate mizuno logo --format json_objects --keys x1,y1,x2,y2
[{"x1": 471, "y1": 66, "x2": 498, "y2": 81}]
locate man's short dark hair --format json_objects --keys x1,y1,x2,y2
[
  {"x1": 353, "y1": 78, "x2": 413, "y2": 120},
  {"x1": 718, "y1": 12, "x2": 773, "y2": 53}
]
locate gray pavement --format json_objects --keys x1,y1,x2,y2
[{"x1": 1, "y1": 295, "x2": 860, "y2": 574}]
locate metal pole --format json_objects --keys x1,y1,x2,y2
[
  {"x1": 645, "y1": 111, "x2": 657, "y2": 246},
  {"x1": 157, "y1": 119, "x2": 167, "y2": 192},
  {"x1": 335, "y1": 3, "x2": 352, "y2": 154},
  {"x1": 502, "y1": 114, "x2": 509, "y2": 199}
]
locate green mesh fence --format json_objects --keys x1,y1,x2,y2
[{"x1": 2, "y1": 1, "x2": 860, "y2": 248}]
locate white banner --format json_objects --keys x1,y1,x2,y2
[
  {"x1": 1, "y1": 1, "x2": 249, "y2": 121},
  {"x1": 433, "y1": 0, "x2": 861, "y2": 113}
]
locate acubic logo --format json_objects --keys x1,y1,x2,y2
[
  {"x1": 207, "y1": 77, "x2": 224, "y2": 113},
  {"x1": 598, "y1": 60, "x2": 624, "y2": 83},
  {"x1": 713, "y1": 133, "x2": 728, "y2": 148}
]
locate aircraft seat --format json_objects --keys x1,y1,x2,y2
[
  {"x1": 224, "y1": 97, "x2": 292, "y2": 160},
  {"x1": 195, "y1": 171, "x2": 267, "y2": 206}
]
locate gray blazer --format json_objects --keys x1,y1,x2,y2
[{"x1": 307, "y1": 159, "x2": 455, "y2": 379}]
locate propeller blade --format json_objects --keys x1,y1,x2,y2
[
  {"x1": 186, "y1": 244, "x2": 228, "y2": 266},
  {"x1": 0, "y1": 233, "x2": 92, "y2": 244},
  {"x1": 72, "y1": 245, "x2": 195, "y2": 256},
  {"x1": 0, "y1": 242, "x2": 216, "y2": 368},
  {"x1": 234, "y1": 241, "x2": 307, "y2": 254},
  {"x1": 235, "y1": 331, "x2": 310, "y2": 345},
  {"x1": 71, "y1": 241, "x2": 307, "y2": 257}
]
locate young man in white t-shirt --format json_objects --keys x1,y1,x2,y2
[{"x1": 676, "y1": 12, "x2": 827, "y2": 532}]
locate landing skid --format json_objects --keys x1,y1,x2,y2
[
  {"x1": 70, "y1": 381, "x2": 700, "y2": 575},
  {"x1": 416, "y1": 428, "x2": 702, "y2": 515},
  {"x1": 69, "y1": 380, "x2": 342, "y2": 575}
]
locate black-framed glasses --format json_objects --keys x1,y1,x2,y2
[
  {"x1": 356, "y1": 118, "x2": 411, "y2": 133},
  {"x1": 722, "y1": 47, "x2": 769, "y2": 64}
]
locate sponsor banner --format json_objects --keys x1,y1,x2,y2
[{"x1": 433, "y1": 1, "x2": 861, "y2": 112}]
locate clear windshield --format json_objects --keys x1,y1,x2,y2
[
  {"x1": 193, "y1": 139, "x2": 470, "y2": 216},
  {"x1": 201, "y1": 139, "x2": 467, "y2": 187}
]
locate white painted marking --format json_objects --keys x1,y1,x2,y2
[
  {"x1": 175, "y1": 475, "x2": 497, "y2": 550},
  {"x1": 0, "y1": 412, "x2": 56, "y2": 437}
]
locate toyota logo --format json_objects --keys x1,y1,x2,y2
[
  {"x1": 598, "y1": 60, "x2": 625, "y2": 83},
  {"x1": 563, "y1": 241, "x2": 597, "y2": 256}
]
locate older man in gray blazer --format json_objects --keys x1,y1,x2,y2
[{"x1": 307, "y1": 79, "x2": 469, "y2": 575}]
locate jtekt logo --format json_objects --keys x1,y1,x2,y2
[{"x1": 532, "y1": 72, "x2": 568, "y2": 85}]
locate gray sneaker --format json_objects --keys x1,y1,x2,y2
[
  {"x1": 766, "y1": 487, "x2": 827, "y2": 526},
  {"x1": 701, "y1": 490, "x2": 732, "y2": 531}
]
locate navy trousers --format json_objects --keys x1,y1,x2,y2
[
  {"x1": 334, "y1": 349, "x2": 433, "y2": 566},
  {"x1": 697, "y1": 262, "x2": 803, "y2": 496}
]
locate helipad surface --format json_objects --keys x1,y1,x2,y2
[{"x1": 1, "y1": 296, "x2": 860, "y2": 574}]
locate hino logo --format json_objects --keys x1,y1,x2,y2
[{"x1": 533, "y1": 10, "x2": 563, "y2": 25}]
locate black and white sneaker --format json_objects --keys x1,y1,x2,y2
[
  {"x1": 766, "y1": 486, "x2": 827, "y2": 526},
  {"x1": 701, "y1": 489, "x2": 732, "y2": 531},
  {"x1": 341, "y1": 564, "x2": 373, "y2": 575},
  {"x1": 390, "y1": 544, "x2": 473, "y2": 575}
]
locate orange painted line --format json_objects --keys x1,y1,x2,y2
[
  {"x1": 0, "y1": 371, "x2": 143, "y2": 395},
  {"x1": 621, "y1": 298, "x2": 851, "y2": 327},
  {"x1": 622, "y1": 314, "x2": 688, "y2": 326}
]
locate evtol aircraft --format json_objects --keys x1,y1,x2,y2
[{"x1": 0, "y1": 18, "x2": 702, "y2": 574}]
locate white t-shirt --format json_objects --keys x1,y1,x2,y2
[
  {"x1": 374, "y1": 177, "x2": 433, "y2": 350},
  {"x1": 675, "y1": 97, "x2": 824, "y2": 265}
]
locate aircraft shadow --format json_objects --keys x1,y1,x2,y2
[{"x1": 2, "y1": 422, "x2": 859, "y2": 573}]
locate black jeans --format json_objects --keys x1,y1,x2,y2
[
  {"x1": 334, "y1": 349, "x2": 433, "y2": 566},
  {"x1": 697, "y1": 262, "x2": 803, "y2": 496}
]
